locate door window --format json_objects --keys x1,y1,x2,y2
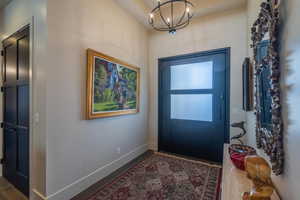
[
  {"x1": 170, "y1": 61, "x2": 214, "y2": 122},
  {"x1": 171, "y1": 94, "x2": 213, "y2": 121},
  {"x1": 171, "y1": 61, "x2": 213, "y2": 90}
]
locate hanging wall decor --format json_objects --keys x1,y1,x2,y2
[
  {"x1": 251, "y1": 0, "x2": 283, "y2": 175},
  {"x1": 243, "y1": 57, "x2": 253, "y2": 111},
  {"x1": 86, "y1": 49, "x2": 140, "y2": 119}
]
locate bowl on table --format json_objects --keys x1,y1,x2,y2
[{"x1": 228, "y1": 144, "x2": 256, "y2": 170}]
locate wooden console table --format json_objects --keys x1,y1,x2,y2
[{"x1": 221, "y1": 144, "x2": 281, "y2": 200}]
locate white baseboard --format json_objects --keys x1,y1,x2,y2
[
  {"x1": 41, "y1": 144, "x2": 148, "y2": 200},
  {"x1": 148, "y1": 142, "x2": 157, "y2": 151},
  {"x1": 32, "y1": 189, "x2": 47, "y2": 200}
]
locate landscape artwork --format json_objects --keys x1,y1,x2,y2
[{"x1": 86, "y1": 49, "x2": 140, "y2": 119}]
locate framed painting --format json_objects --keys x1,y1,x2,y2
[{"x1": 86, "y1": 49, "x2": 140, "y2": 119}]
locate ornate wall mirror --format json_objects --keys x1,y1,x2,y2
[{"x1": 251, "y1": 0, "x2": 283, "y2": 175}]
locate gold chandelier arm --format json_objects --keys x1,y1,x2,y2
[
  {"x1": 176, "y1": 1, "x2": 187, "y2": 26},
  {"x1": 159, "y1": 7, "x2": 171, "y2": 28}
]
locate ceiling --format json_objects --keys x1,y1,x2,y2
[
  {"x1": 0, "y1": 0, "x2": 11, "y2": 9},
  {"x1": 115, "y1": 0, "x2": 247, "y2": 29},
  {"x1": 0, "y1": 0, "x2": 246, "y2": 27}
]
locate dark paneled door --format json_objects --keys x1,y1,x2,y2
[
  {"x1": 159, "y1": 49, "x2": 230, "y2": 163},
  {"x1": 2, "y1": 26, "x2": 30, "y2": 196}
]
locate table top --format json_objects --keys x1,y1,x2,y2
[{"x1": 221, "y1": 144, "x2": 280, "y2": 200}]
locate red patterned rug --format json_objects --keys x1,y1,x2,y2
[{"x1": 87, "y1": 153, "x2": 222, "y2": 200}]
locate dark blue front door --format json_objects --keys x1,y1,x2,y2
[
  {"x1": 159, "y1": 49, "x2": 230, "y2": 163},
  {"x1": 2, "y1": 26, "x2": 30, "y2": 196}
]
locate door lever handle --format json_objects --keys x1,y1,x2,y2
[
  {"x1": 220, "y1": 93, "x2": 224, "y2": 100},
  {"x1": 219, "y1": 92, "x2": 224, "y2": 120}
]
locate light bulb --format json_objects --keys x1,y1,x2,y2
[
  {"x1": 186, "y1": 7, "x2": 190, "y2": 13},
  {"x1": 167, "y1": 18, "x2": 170, "y2": 23},
  {"x1": 150, "y1": 13, "x2": 154, "y2": 18}
]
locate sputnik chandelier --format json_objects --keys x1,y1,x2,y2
[{"x1": 149, "y1": 0, "x2": 194, "y2": 34}]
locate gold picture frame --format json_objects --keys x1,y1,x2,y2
[{"x1": 86, "y1": 49, "x2": 140, "y2": 119}]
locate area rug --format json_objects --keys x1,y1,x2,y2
[{"x1": 87, "y1": 153, "x2": 222, "y2": 200}]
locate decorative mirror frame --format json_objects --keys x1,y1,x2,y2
[{"x1": 251, "y1": 0, "x2": 283, "y2": 175}]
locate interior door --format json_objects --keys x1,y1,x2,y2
[
  {"x1": 2, "y1": 26, "x2": 30, "y2": 196},
  {"x1": 158, "y1": 49, "x2": 229, "y2": 163}
]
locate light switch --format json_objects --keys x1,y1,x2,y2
[{"x1": 34, "y1": 113, "x2": 39, "y2": 124}]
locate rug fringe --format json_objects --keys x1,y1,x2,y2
[{"x1": 154, "y1": 152, "x2": 222, "y2": 168}]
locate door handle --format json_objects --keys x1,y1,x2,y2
[
  {"x1": 219, "y1": 93, "x2": 224, "y2": 120},
  {"x1": 8, "y1": 128, "x2": 17, "y2": 132},
  {"x1": 5, "y1": 126, "x2": 17, "y2": 132},
  {"x1": 220, "y1": 94, "x2": 224, "y2": 100},
  {"x1": 219, "y1": 104, "x2": 222, "y2": 120}
]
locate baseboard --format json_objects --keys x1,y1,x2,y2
[
  {"x1": 32, "y1": 189, "x2": 47, "y2": 200},
  {"x1": 45, "y1": 144, "x2": 148, "y2": 200},
  {"x1": 148, "y1": 142, "x2": 157, "y2": 151}
]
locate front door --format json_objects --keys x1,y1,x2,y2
[
  {"x1": 2, "y1": 26, "x2": 30, "y2": 196},
  {"x1": 158, "y1": 49, "x2": 229, "y2": 163}
]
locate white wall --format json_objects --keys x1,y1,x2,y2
[
  {"x1": 245, "y1": 0, "x2": 300, "y2": 199},
  {"x1": 148, "y1": 6, "x2": 248, "y2": 150},
  {"x1": 0, "y1": 0, "x2": 48, "y2": 199},
  {"x1": 45, "y1": 0, "x2": 149, "y2": 199}
]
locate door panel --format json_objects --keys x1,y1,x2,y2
[
  {"x1": 3, "y1": 128, "x2": 17, "y2": 183},
  {"x1": 159, "y1": 49, "x2": 230, "y2": 163},
  {"x1": 18, "y1": 85, "x2": 30, "y2": 126},
  {"x1": 17, "y1": 36, "x2": 30, "y2": 81},
  {"x1": 17, "y1": 129, "x2": 29, "y2": 176},
  {"x1": 4, "y1": 87, "x2": 17, "y2": 123},
  {"x1": 2, "y1": 26, "x2": 30, "y2": 197},
  {"x1": 4, "y1": 45, "x2": 17, "y2": 84}
]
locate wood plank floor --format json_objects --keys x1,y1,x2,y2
[{"x1": 0, "y1": 177, "x2": 28, "y2": 200}]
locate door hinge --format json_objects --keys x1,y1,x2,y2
[
  {"x1": 0, "y1": 50, "x2": 3, "y2": 57},
  {"x1": 1, "y1": 86, "x2": 4, "y2": 92},
  {"x1": 0, "y1": 158, "x2": 4, "y2": 164},
  {"x1": 0, "y1": 122, "x2": 3, "y2": 128}
]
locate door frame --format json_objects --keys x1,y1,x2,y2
[
  {"x1": 1, "y1": 17, "x2": 34, "y2": 198},
  {"x1": 158, "y1": 48, "x2": 231, "y2": 152}
]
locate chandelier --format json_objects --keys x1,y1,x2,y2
[{"x1": 149, "y1": 0, "x2": 194, "y2": 34}]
